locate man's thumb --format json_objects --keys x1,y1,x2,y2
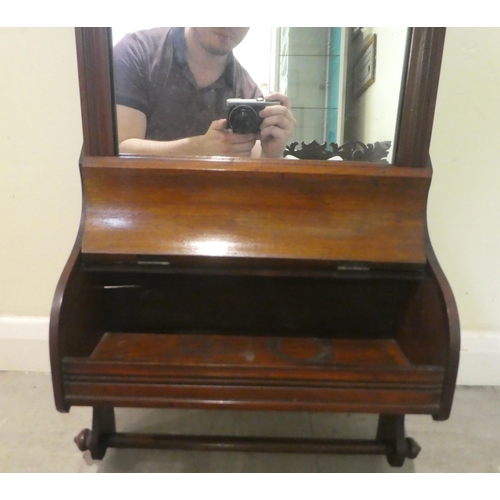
[{"x1": 210, "y1": 118, "x2": 228, "y2": 131}]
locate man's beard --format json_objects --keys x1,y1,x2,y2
[{"x1": 199, "y1": 43, "x2": 232, "y2": 57}]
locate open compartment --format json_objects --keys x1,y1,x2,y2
[{"x1": 55, "y1": 262, "x2": 446, "y2": 416}]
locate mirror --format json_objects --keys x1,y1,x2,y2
[
  {"x1": 75, "y1": 27, "x2": 445, "y2": 167},
  {"x1": 111, "y1": 27, "x2": 409, "y2": 162},
  {"x1": 110, "y1": 27, "x2": 411, "y2": 163},
  {"x1": 110, "y1": 27, "x2": 410, "y2": 164}
]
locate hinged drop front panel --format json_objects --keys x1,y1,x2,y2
[{"x1": 81, "y1": 156, "x2": 431, "y2": 271}]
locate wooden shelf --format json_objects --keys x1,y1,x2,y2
[
  {"x1": 91, "y1": 332, "x2": 410, "y2": 367},
  {"x1": 63, "y1": 332, "x2": 444, "y2": 414}
]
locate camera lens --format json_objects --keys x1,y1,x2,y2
[{"x1": 228, "y1": 105, "x2": 260, "y2": 134}]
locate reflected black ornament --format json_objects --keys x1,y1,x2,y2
[{"x1": 284, "y1": 140, "x2": 392, "y2": 162}]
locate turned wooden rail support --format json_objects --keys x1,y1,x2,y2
[
  {"x1": 74, "y1": 408, "x2": 420, "y2": 467},
  {"x1": 376, "y1": 414, "x2": 421, "y2": 466},
  {"x1": 74, "y1": 407, "x2": 116, "y2": 460}
]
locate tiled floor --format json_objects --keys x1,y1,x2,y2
[{"x1": 1, "y1": 371, "x2": 499, "y2": 472}]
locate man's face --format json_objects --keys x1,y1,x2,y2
[{"x1": 191, "y1": 28, "x2": 250, "y2": 56}]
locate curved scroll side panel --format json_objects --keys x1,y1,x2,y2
[
  {"x1": 49, "y1": 241, "x2": 106, "y2": 412},
  {"x1": 49, "y1": 158, "x2": 105, "y2": 412},
  {"x1": 49, "y1": 229, "x2": 82, "y2": 412},
  {"x1": 424, "y1": 227, "x2": 461, "y2": 420},
  {"x1": 393, "y1": 242, "x2": 460, "y2": 419},
  {"x1": 393, "y1": 161, "x2": 460, "y2": 420}
]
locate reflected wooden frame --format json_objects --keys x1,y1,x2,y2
[{"x1": 75, "y1": 27, "x2": 446, "y2": 168}]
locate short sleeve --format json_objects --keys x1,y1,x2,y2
[{"x1": 113, "y1": 33, "x2": 151, "y2": 115}]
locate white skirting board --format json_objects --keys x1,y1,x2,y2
[
  {"x1": 0, "y1": 316, "x2": 51, "y2": 372},
  {"x1": 0, "y1": 316, "x2": 499, "y2": 386}
]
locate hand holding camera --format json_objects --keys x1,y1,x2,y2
[
  {"x1": 197, "y1": 118, "x2": 257, "y2": 157},
  {"x1": 194, "y1": 93, "x2": 295, "y2": 158},
  {"x1": 226, "y1": 93, "x2": 296, "y2": 158},
  {"x1": 227, "y1": 98, "x2": 281, "y2": 134}
]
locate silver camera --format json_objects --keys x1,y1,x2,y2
[{"x1": 226, "y1": 98, "x2": 280, "y2": 134}]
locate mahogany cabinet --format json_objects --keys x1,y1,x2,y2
[{"x1": 50, "y1": 28, "x2": 459, "y2": 467}]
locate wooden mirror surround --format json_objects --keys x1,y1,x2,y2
[{"x1": 50, "y1": 27, "x2": 460, "y2": 467}]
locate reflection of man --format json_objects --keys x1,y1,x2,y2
[{"x1": 113, "y1": 27, "x2": 295, "y2": 158}]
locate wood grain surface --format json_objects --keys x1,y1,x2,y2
[{"x1": 81, "y1": 156, "x2": 431, "y2": 266}]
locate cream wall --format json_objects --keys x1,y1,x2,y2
[
  {"x1": 0, "y1": 28, "x2": 82, "y2": 317},
  {"x1": 0, "y1": 28, "x2": 499, "y2": 378},
  {"x1": 429, "y1": 28, "x2": 500, "y2": 331}
]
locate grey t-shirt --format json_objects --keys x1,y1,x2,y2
[{"x1": 113, "y1": 27, "x2": 263, "y2": 141}]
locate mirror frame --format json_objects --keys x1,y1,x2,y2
[{"x1": 75, "y1": 27, "x2": 445, "y2": 167}]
